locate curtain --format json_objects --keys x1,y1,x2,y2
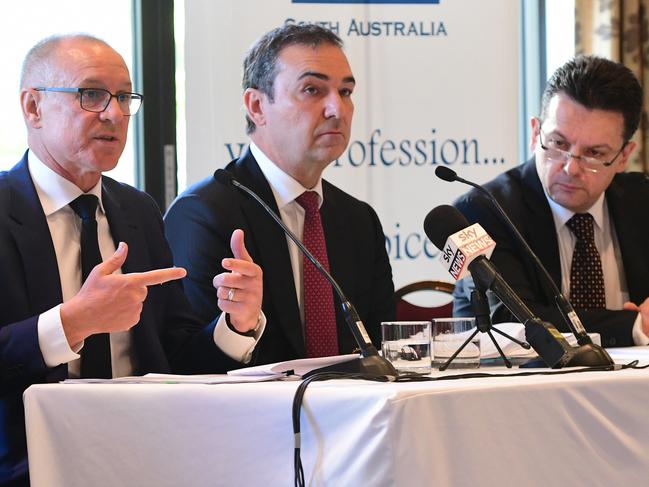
[{"x1": 575, "y1": 0, "x2": 649, "y2": 172}]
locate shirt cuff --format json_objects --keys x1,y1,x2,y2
[
  {"x1": 213, "y1": 311, "x2": 266, "y2": 363},
  {"x1": 632, "y1": 312, "x2": 649, "y2": 346},
  {"x1": 37, "y1": 304, "x2": 81, "y2": 368}
]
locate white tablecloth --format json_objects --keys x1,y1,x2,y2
[{"x1": 24, "y1": 349, "x2": 649, "y2": 487}]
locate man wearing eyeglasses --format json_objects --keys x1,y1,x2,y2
[
  {"x1": 0, "y1": 34, "x2": 260, "y2": 487},
  {"x1": 453, "y1": 55, "x2": 649, "y2": 348}
]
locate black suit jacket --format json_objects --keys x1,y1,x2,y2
[
  {"x1": 0, "y1": 153, "x2": 238, "y2": 486},
  {"x1": 164, "y1": 149, "x2": 395, "y2": 365},
  {"x1": 453, "y1": 158, "x2": 649, "y2": 347}
]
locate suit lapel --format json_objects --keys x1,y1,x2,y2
[
  {"x1": 234, "y1": 153, "x2": 306, "y2": 356},
  {"x1": 102, "y1": 179, "x2": 149, "y2": 274},
  {"x1": 320, "y1": 182, "x2": 353, "y2": 308},
  {"x1": 8, "y1": 155, "x2": 63, "y2": 311},
  {"x1": 606, "y1": 177, "x2": 647, "y2": 303},
  {"x1": 102, "y1": 179, "x2": 154, "y2": 372},
  {"x1": 320, "y1": 183, "x2": 358, "y2": 351},
  {"x1": 519, "y1": 160, "x2": 562, "y2": 290}
]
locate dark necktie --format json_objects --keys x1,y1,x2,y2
[
  {"x1": 69, "y1": 194, "x2": 112, "y2": 378},
  {"x1": 296, "y1": 191, "x2": 339, "y2": 357},
  {"x1": 566, "y1": 213, "x2": 606, "y2": 309}
]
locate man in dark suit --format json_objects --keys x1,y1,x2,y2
[
  {"x1": 453, "y1": 56, "x2": 649, "y2": 347},
  {"x1": 165, "y1": 24, "x2": 395, "y2": 365},
  {"x1": 1, "y1": 34, "x2": 261, "y2": 487}
]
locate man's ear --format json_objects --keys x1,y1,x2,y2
[
  {"x1": 243, "y1": 88, "x2": 266, "y2": 128},
  {"x1": 615, "y1": 139, "x2": 636, "y2": 173},
  {"x1": 21, "y1": 89, "x2": 43, "y2": 129},
  {"x1": 530, "y1": 116, "x2": 540, "y2": 152}
]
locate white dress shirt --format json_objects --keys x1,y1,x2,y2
[
  {"x1": 539, "y1": 172, "x2": 649, "y2": 345},
  {"x1": 29, "y1": 151, "x2": 134, "y2": 377},
  {"x1": 30, "y1": 152, "x2": 261, "y2": 377},
  {"x1": 250, "y1": 142, "x2": 324, "y2": 326}
]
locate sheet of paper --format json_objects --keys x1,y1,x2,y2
[
  {"x1": 227, "y1": 353, "x2": 361, "y2": 377},
  {"x1": 62, "y1": 373, "x2": 287, "y2": 385}
]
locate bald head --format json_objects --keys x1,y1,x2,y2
[
  {"x1": 20, "y1": 34, "x2": 133, "y2": 192},
  {"x1": 20, "y1": 34, "x2": 113, "y2": 89}
]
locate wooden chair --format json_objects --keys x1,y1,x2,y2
[{"x1": 394, "y1": 280, "x2": 455, "y2": 321}]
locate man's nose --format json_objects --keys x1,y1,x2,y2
[
  {"x1": 562, "y1": 154, "x2": 583, "y2": 176},
  {"x1": 99, "y1": 96, "x2": 124, "y2": 122},
  {"x1": 323, "y1": 92, "x2": 344, "y2": 119}
]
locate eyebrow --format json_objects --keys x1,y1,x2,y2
[
  {"x1": 79, "y1": 78, "x2": 133, "y2": 90},
  {"x1": 298, "y1": 71, "x2": 356, "y2": 85},
  {"x1": 547, "y1": 130, "x2": 613, "y2": 151}
]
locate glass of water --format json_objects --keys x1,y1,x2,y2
[
  {"x1": 381, "y1": 321, "x2": 431, "y2": 374},
  {"x1": 432, "y1": 317, "x2": 480, "y2": 369}
]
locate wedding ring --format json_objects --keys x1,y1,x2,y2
[{"x1": 227, "y1": 287, "x2": 236, "y2": 302}]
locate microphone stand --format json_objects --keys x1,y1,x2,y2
[
  {"x1": 438, "y1": 287, "x2": 531, "y2": 371},
  {"x1": 435, "y1": 167, "x2": 614, "y2": 367}
]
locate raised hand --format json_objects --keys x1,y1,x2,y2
[{"x1": 212, "y1": 229, "x2": 263, "y2": 333}]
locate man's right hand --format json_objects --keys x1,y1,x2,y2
[
  {"x1": 624, "y1": 297, "x2": 649, "y2": 337},
  {"x1": 60, "y1": 242, "x2": 186, "y2": 347}
]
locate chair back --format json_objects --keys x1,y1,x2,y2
[{"x1": 394, "y1": 280, "x2": 455, "y2": 321}]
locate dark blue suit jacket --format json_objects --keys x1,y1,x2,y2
[
  {"x1": 0, "y1": 152, "x2": 239, "y2": 486},
  {"x1": 453, "y1": 158, "x2": 649, "y2": 347},
  {"x1": 164, "y1": 149, "x2": 395, "y2": 365}
]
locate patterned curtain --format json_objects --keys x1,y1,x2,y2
[{"x1": 575, "y1": 0, "x2": 649, "y2": 172}]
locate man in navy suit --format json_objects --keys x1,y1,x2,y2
[
  {"x1": 0, "y1": 34, "x2": 263, "y2": 486},
  {"x1": 453, "y1": 56, "x2": 649, "y2": 348},
  {"x1": 165, "y1": 24, "x2": 395, "y2": 365}
]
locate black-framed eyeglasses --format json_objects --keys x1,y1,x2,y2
[
  {"x1": 34, "y1": 87, "x2": 144, "y2": 116},
  {"x1": 538, "y1": 127, "x2": 626, "y2": 174}
]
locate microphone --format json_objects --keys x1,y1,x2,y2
[
  {"x1": 437, "y1": 221, "x2": 496, "y2": 280},
  {"x1": 425, "y1": 205, "x2": 601, "y2": 368},
  {"x1": 435, "y1": 166, "x2": 591, "y2": 343},
  {"x1": 214, "y1": 169, "x2": 397, "y2": 377},
  {"x1": 435, "y1": 167, "x2": 614, "y2": 366}
]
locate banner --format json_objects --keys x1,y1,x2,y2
[{"x1": 184, "y1": 0, "x2": 520, "y2": 288}]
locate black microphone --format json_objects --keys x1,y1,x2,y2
[
  {"x1": 436, "y1": 166, "x2": 614, "y2": 367},
  {"x1": 424, "y1": 205, "x2": 575, "y2": 368},
  {"x1": 214, "y1": 169, "x2": 397, "y2": 377}
]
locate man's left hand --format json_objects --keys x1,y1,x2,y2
[{"x1": 212, "y1": 229, "x2": 263, "y2": 333}]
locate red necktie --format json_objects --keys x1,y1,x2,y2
[
  {"x1": 296, "y1": 191, "x2": 339, "y2": 357},
  {"x1": 566, "y1": 213, "x2": 606, "y2": 309}
]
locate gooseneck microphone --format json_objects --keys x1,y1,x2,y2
[
  {"x1": 214, "y1": 169, "x2": 397, "y2": 377},
  {"x1": 435, "y1": 166, "x2": 608, "y2": 355},
  {"x1": 424, "y1": 205, "x2": 574, "y2": 368}
]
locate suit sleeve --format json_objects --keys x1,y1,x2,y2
[
  {"x1": 142, "y1": 194, "x2": 243, "y2": 373},
  {"x1": 454, "y1": 191, "x2": 636, "y2": 347},
  {"x1": 0, "y1": 316, "x2": 50, "y2": 387},
  {"x1": 164, "y1": 192, "x2": 231, "y2": 325},
  {"x1": 363, "y1": 203, "x2": 396, "y2": 347}
]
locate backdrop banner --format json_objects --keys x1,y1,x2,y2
[{"x1": 184, "y1": 0, "x2": 520, "y2": 288}]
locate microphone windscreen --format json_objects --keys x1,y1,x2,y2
[
  {"x1": 424, "y1": 204, "x2": 470, "y2": 250},
  {"x1": 435, "y1": 166, "x2": 458, "y2": 182},
  {"x1": 213, "y1": 169, "x2": 233, "y2": 186}
]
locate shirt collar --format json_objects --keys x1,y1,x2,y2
[
  {"x1": 28, "y1": 150, "x2": 104, "y2": 217},
  {"x1": 250, "y1": 142, "x2": 324, "y2": 209}
]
